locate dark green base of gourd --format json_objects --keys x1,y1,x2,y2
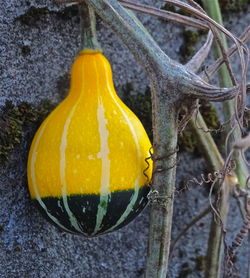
[{"x1": 33, "y1": 186, "x2": 150, "y2": 237}]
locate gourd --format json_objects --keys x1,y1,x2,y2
[{"x1": 27, "y1": 50, "x2": 153, "y2": 236}]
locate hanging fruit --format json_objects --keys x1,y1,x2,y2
[{"x1": 27, "y1": 4, "x2": 153, "y2": 237}]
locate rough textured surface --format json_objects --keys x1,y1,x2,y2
[{"x1": 0, "y1": 1, "x2": 250, "y2": 278}]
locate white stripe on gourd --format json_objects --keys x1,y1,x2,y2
[
  {"x1": 102, "y1": 60, "x2": 142, "y2": 232},
  {"x1": 30, "y1": 119, "x2": 73, "y2": 233},
  {"x1": 93, "y1": 99, "x2": 111, "y2": 234},
  {"x1": 60, "y1": 99, "x2": 85, "y2": 234},
  {"x1": 104, "y1": 189, "x2": 139, "y2": 234},
  {"x1": 92, "y1": 59, "x2": 111, "y2": 234}
]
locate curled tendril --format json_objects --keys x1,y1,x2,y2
[
  {"x1": 143, "y1": 146, "x2": 154, "y2": 184},
  {"x1": 225, "y1": 210, "x2": 250, "y2": 277},
  {"x1": 188, "y1": 171, "x2": 223, "y2": 186}
]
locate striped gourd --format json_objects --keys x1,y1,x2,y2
[{"x1": 27, "y1": 50, "x2": 153, "y2": 237}]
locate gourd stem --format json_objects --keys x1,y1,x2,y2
[{"x1": 79, "y1": 2, "x2": 101, "y2": 51}]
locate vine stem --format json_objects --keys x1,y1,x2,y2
[
  {"x1": 200, "y1": 1, "x2": 231, "y2": 277},
  {"x1": 200, "y1": 1, "x2": 248, "y2": 277},
  {"x1": 76, "y1": 1, "x2": 180, "y2": 276},
  {"x1": 190, "y1": 112, "x2": 234, "y2": 278},
  {"x1": 201, "y1": 0, "x2": 248, "y2": 187},
  {"x1": 248, "y1": 233, "x2": 250, "y2": 278},
  {"x1": 190, "y1": 112, "x2": 224, "y2": 170},
  {"x1": 146, "y1": 100, "x2": 178, "y2": 278},
  {"x1": 55, "y1": 0, "x2": 247, "y2": 276}
]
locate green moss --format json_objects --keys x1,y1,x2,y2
[
  {"x1": 0, "y1": 99, "x2": 56, "y2": 166},
  {"x1": 177, "y1": 262, "x2": 193, "y2": 278},
  {"x1": 195, "y1": 0, "x2": 249, "y2": 13},
  {"x1": 13, "y1": 245, "x2": 22, "y2": 252},
  {"x1": 122, "y1": 84, "x2": 217, "y2": 153},
  {"x1": 16, "y1": 6, "x2": 50, "y2": 25},
  {"x1": 183, "y1": 30, "x2": 200, "y2": 45},
  {"x1": 37, "y1": 99, "x2": 56, "y2": 120},
  {"x1": 56, "y1": 5, "x2": 79, "y2": 21},
  {"x1": 179, "y1": 102, "x2": 220, "y2": 153},
  {"x1": 195, "y1": 255, "x2": 206, "y2": 271},
  {"x1": 15, "y1": 5, "x2": 79, "y2": 26},
  {"x1": 122, "y1": 84, "x2": 153, "y2": 141},
  {"x1": 56, "y1": 73, "x2": 70, "y2": 100},
  {"x1": 219, "y1": 0, "x2": 249, "y2": 13},
  {"x1": 161, "y1": 3, "x2": 193, "y2": 17},
  {"x1": 178, "y1": 129, "x2": 198, "y2": 153},
  {"x1": 162, "y1": 0, "x2": 249, "y2": 20},
  {"x1": 161, "y1": 3, "x2": 178, "y2": 13},
  {"x1": 21, "y1": 45, "x2": 31, "y2": 57},
  {"x1": 199, "y1": 100, "x2": 220, "y2": 130},
  {"x1": 180, "y1": 29, "x2": 201, "y2": 64}
]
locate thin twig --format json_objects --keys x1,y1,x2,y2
[
  {"x1": 186, "y1": 30, "x2": 213, "y2": 72},
  {"x1": 163, "y1": 0, "x2": 240, "y2": 40},
  {"x1": 164, "y1": 0, "x2": 249, "y2": 110},
  {"x1": 206, "y1": 178, "x2": 230, "y2": 278},
  {"x1": 119, "y1": 0, "x2": 208, "y2": 30},
  {"x1": 188, "y1": 0, "x2": 248, "y2": 88},
  {"x1": 248, "y1": 233, "x2": 250, "y2": 278},
  {"x1": 188, "y1": 2, "x2": 250, "y2": 276},
  {"x1": 56, "y1": 0, "x2": 208, "y2": 30},
  {"x1": 213, "y1": 28, "x2": 237, "y2": 86},
  {"x1": 178, "y1": 100, "x2": 198, "y2": 132},
  {"x1": 235, "y1": 195, "x2": 247, "y2": 220},
  {"x1": 55, "y1": 1, "x2": 249, "y2": 277},
  {"x1": 57, "y1": 0, "x2": 245, "y2": 103},
  {"x1": 200, "y1": 26, "x2": 250, "y2": 80},
  {"x1": 170, "y1": 205, "x2": 212, "y2": 256},
  {"x1": 189, "y1": 112, "x2": 224, "y2": 170},
  {"x1": 225, "y1": 195, "x2": 250, "y2": 277}
]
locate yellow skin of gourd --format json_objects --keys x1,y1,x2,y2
[{"x1": 27, "y1": 50, "x2": 153, "y2": 199}]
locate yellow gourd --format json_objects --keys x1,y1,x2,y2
[{"x1": 27, "y1": 50, "x2": 153, "y2": 236}]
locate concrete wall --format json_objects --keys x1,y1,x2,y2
[{"x1": 0, "y1": 1, "x2": 249, "y2": 277}]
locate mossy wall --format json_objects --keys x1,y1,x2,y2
[
  {"x1": 0, "y1": 1, "x2": 249, "y2": 278},
  {"x1": 0, "y1": 100, "x2": 55, "y2": 166}
]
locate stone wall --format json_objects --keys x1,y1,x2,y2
[{"x1": 0, "y1": 1, "x2": 249, "y2": 277}]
